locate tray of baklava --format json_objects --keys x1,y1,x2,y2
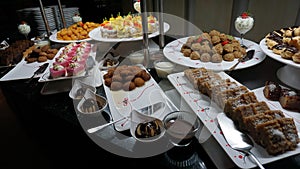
[{"x1": 167, "y1": 68, "x2": 300, "y2": 169}]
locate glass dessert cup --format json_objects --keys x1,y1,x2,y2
[
  {"x1": 234, "y1": 15, "x2": 254, "y2": 49},
  {"x1": 162, "y1": 111, "x2": 206, "y2": 169}
]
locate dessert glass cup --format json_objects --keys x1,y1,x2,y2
[
  {"x1": 234, "y1": 15, "x2": 254, "y2": 48},
  {"x1": 163, "y1": 110, "x2": 200, "y2": 147}
]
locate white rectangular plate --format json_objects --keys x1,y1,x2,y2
[
  {"x1": 167, "y1": 71, "x2": 300, "y2": 169},
  {"x1": 101, "y1": 65, "x2": 176, "y2": 132},
  {"x1": 38, "y1": 45, "x2": 96, "y2": 83},
  {"x1": 0, "y1": 49, "x2": 57, "y2": 81}
]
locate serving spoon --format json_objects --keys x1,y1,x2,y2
[
  {"x1": 87, "y1": 116, "x2": 128, "y2": 133},
  {"x1": 217, "y1": 113, "x2": 265, "y2": 169},
  {"x1": 87, "y1": 101, "x2": 165, "y2": 133},
  {"x1": 228, "y1": 49, "x2": 255, "y2": 71}
]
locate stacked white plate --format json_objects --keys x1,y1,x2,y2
[
  {"x1": 16, "y1": 6, "x2": 79, "y2": 36},
  {"x1": 56, "y1": 7, "x2": 80, "y2": 28}
]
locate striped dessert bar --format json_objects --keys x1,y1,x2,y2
[
  {"x1": 256, "y1": 119, "x2": 290, "y2": 155},
  {"x1": 243, "y1": 113, "x2": 274, "y2": 143},
  {"x1": 232, "y1": 101, "x2": 270, "y2": 130},
  {"x1": 223, "y1": 92, "x2": 258, "y2": 118}
]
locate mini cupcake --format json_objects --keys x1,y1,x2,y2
[
  {"x1": 54, "y1": 56, "x2": 70, "y2": 67},
  {"x1": 67, "y1": 62, "x2": 85, "y2": 76},
  {"x1": 50, "y1": 64, "x2": 66, "y2": 78}
]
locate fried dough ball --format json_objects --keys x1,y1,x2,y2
[
  {"x1": 233, "y1": 51, "x2": 243, "y2": 59},
  {"x1": 46, "y1": 54, "x2": 55, "y2": 60},
  {"x1": 200, "y1": 44, "x2": 211, "y2": 53},
  {"x1": 104, "y1": 78, "x2": 112, "y2": 87},
  {"x1": 201, "y1": 32, "x2": 211, "y2": 42},
  {"x1": 223, "y1": 53, "x2": 235, "y2": 61},
  {"x1": 112, "y1": 74, "x2": 123, "y2": 82},
  {"x1": 48, "y1": 48, "x2": 58, "y2": 54},
  {"x1": 141, "y1": 70, "x2": 151, "y2": 81},
  {"x1": 211, "y1": 53, "x2": 223, "y2": 63},
  {"x1": 26, "y1": 57, "x2": 38, "y2": 63},
  {"x1": 219, "y1": 33, "x2": 228, "y2": 41},
  {"x1": 103, "y1": 73, "x2": 111, "y2": 79},
  {"x1": 223, "y1": 44, "x2": 234, "y2": 53},
  {"x1": 123, "y1": 75, "x2": 133, "y2": 82},
  {"x1": 134, "y1": 77, "x2": 145, "y2": 87},
  {"x1": 200, "y1": 53, "x2": 211, "y2": 62},
  {"x1": 38, "y1": 56, "x2": 48, "y2": 62},
  {"x1": 183, "y1": 49, "x2": 192, "y2": 57},
  {"x1": 123, "y1": 81, "x2": 136, "y2": 91},
  {"x1": 191, "y1": 43, "x2": 201, "y2": 51},
  {"x1": 213, "y1": 43, "x2": 223, "y2": 54},
  {"x1": 190, "y1": 51, "x2": 200, "y2": 60},
  {"x1": 41, "y1": 45, "x2": 50, "y2": 52},
  {"x1": 110, "y1": 81, "x2": 123, "y2": 91},
  {"x1": 209, "y1": 30, "x2": 220, "y2": 37},
  {"x1": 181, "y1": 44, "x2": 191, "y2": 52},
  {"x1": 211, "y1": 36, "x2": 221, "y2": 44}
]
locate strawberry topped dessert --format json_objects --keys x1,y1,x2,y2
[
  {"x1": 234, "y1": 12, "x2": 254, "y2": 35},
  {"x1": 49, "y1": 42, "x2": 93, "y2": 79}
]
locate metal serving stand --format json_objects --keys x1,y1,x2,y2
[{"x1": 38, "y1": 0, "x2": 67, "y2": 37}]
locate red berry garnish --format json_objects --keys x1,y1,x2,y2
[
  {"x1": 241, "y1": 12, "x2": 248, "y2": 19},
  {"x1": 222, "y1": 40, "x2": 229, "y2": 46},
  {"x1": 197, "y1": 37, "x2": 202, "y2": 43}
]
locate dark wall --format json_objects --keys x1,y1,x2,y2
[{"x1": 0, "y1": 0, "x2": 127, "y2": 41}]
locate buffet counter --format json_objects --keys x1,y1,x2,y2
[{"x1": 1, "y1": 36, "x2": 300, "y2": 169}]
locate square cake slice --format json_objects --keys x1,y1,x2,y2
[{"x1": 256, "y1": 120, "x2": 290, "y2": 155}]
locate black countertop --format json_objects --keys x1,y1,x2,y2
[{"x1": 0, "y1": 37, "x2": 300, "y2": 169}]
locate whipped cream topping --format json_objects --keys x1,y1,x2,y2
[
  {"x1": 134, "y1": 1, "x2": 141, "y2": 13},
  {"x1": 72, "y1": 15, "x2": 82, "y2": 23},
  {"x1": 235, "y1": 16, "x2": 254, "y2": 34},
  {"x1": 18, "y1": 23, "x2": 31, "y2": 35}
]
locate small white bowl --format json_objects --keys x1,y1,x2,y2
[
  {"x1": 76, "y1": 89, "x2": 107, "y2": 117},
  {"x1": 69, "y1": 79, "x2": 96, "y2": 101},
  {"x1": 153, "y1": 60, "x2": 175, "y2": 78},
  {"x1": 130, "y1": 109, "x2": 165, "y2": 143},
  {"x1": 128, "y1": 50, "x2": 144, "y2": 64},
  {"x1": 98, "y1": 58, "x2": 119, "y2": 70}
]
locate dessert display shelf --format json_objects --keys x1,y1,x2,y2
[{"x1": 260, "y1": 39, "x2": 300, "y2": 90}]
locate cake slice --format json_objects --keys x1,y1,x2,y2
[
  {"x1": 277, "y1": 118, "x2": 300, "y2": 150},
  {"x1": 184, "y1": 67, "x2": 218, "y2": 89},
  {"x1": 264, "y1": 110, "x2": 285, "y2": 119},
  {"x1": 263, "y1": 81, "x2": 282, "y2": 101},
  {"x1": 213, "y1": 85, "x2": 249, "y2": 109},
  {"x1": 256, "y1": 120, "x2": 290, "y2": 155},
  {"x1": 243, "y1": 113, "x2": 274, "y2": 143},
  {"x1": 232, "y1": 101, "x2": 270, "y2": 130},
  {"x1": 196, "y1": 74, "x2": 222, "y2": 94},
  {"x1": 223, "y1": 92, "x2": 258, "y2": 118},
  {"x1": 279, "y1": 88, "x2": 300, "y2": 111}
]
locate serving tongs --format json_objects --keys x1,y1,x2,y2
[
  {"x1": 217, "y1": 113, "x2": 265, "y2": 169},
  {"x1": 228, "y1": 49, "x2": 255, "y2": 71},
  {"x1": 25, "y1": 62, "x2": 49, "y2": 84}
]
